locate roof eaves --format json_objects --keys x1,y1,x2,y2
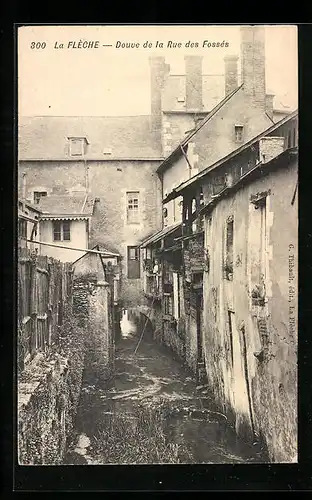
[
  {"x1": 39, "y1": 214, "x2": 92, "y2": 220},
  {"x1": 19, "y1": 199, "x2": 42, "y2": 213},
  {"x1": 198, "y1": 147, "x2": 297, "y2": 217},
  {"x1": 163, "y1": 109, "x2": 298, "y2": 202},
  {"x1": 156, "y1": 84, "x2": 243, "y2": 175},
  {"x1": 140, "y1": 223, "x2": 181, "y2": 248}
]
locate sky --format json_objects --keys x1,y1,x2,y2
[{"x1": 18, "y1": 25, "x2": 298, "y2": 117}]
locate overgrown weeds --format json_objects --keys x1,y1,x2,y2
[{"x1": 92, "y1": 399, "x2": 193, "y2": 464}]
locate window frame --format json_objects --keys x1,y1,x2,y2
[
  {"x1": 234, "y1": 125, "x2": 244, "y2": 143},
  {"x1": 69, "y1": 138, "x2": 86, "y2": 157},
  {"x1": 224, "y1": 215, "x2": 234, "y2": 280},
  {"x1": 33, "y1": 191, "x2": 47, "y2": 205},
  {"x1": 126, "y1": 191, "x2": 140, "y2": 224},
  {"x1": 250, "y1": 192, "x2": 269, "y2": 306},
  {"x1": 53, "y1": 220, "x2": 71, "y2": 242}
]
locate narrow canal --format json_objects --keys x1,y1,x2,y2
[{"x1": 65, "y1": 311, "x2": 266, "y2": 465}]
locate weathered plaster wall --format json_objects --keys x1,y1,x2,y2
[
  {"x1": 18, "y1": 159, "x2": 162, "y2": 305},
  {"x1": 203, "y1": 158, "x2": 298, "y2": 462},
  {"x1": 40, "y1": 219, "x2": 88, "y2": 262},
  {"x1": 192, "y1": 89, "x2": 272, "y2": 172}
]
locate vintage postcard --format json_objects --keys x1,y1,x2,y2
[{"x1": 17, "y1": 24, "x2": 298, "y2": 467}]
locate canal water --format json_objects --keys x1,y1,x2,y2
[{"x1": 65, "y1": 310, "x2": 266, "y2": 465}]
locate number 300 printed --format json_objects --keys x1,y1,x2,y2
[{"x1": 30, "y1": 42, "x2": 47, "y2": 49}]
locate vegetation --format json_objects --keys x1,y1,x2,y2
[{"x1": 92, "y1": 400, "x2": 193, "y2": 464}]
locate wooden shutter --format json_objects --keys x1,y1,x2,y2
[{"x1": 127, "y1": 246, "x2": 140, "y2": 279}]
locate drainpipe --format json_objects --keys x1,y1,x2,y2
[
  {"x1": 22, "y1": 172, "x2": 27, "y2": 199},
  {"x1": 81, "y1": 157, "x2": 89, "y2": 217},
  {"x1": 180, "y1": 145, "x2": 193, "y2": 179}
]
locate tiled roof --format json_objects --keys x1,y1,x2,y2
[
  {"x1": 18, "y1": 115, "x2": 162, "y2": 160},
  {"x1": 38, "y1": 193, "x2": 95, "y2": 217}
]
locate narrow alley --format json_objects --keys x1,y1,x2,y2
[{"x1": 64, "y1": 313, "x2": 266, "y2": 465}]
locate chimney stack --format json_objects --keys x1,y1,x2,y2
[
  {"x1": 149, "y1": 56, "x2": 169, "y2": 135},
  {"x1": 241, "y1": 25, "x2": 266, "y2": 107},
  {"x1": 224, "y1": 55, "x2": 239, "y2": 96},
  {"x1": 185, "y1": 56, "x2": 203, "y2": 111}
]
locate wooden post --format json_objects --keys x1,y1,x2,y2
[{"x1": 30, "y1": 252, "x2": 38, "y2": 357}]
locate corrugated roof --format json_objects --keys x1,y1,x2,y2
[
  {"x1": 18, "y1": 115, "x2": 162, "y2": 160},
  {"x1": 38, "y1": 193, "x2": 95, "y2": 217}
]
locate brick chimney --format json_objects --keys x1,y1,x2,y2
[
  {"x1": 224, "y1": 55, "x2": 239, "y2": 96},
  {"x1": 149, "y1": 56, "x2": 169, "y2": 134},
  {"x1": 241, "y1": 25, "x2": 266, "y2": 107},
  {"x1": 185, "y1": 56, "x2": 203, "y2": 111}
]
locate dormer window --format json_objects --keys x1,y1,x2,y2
[
  {"x1": 68, "y1": 137, "x2": 88, "y2": 157},
  {"x1": 34, "y1": 191, "x2": 47, "y2": 204}
]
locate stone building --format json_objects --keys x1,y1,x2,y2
[
  {"x1": 156, "y1": 110, "x2": 298, "y2": 462},
  {"x1": 18, "y1": 117, "x2": 163, "y2": 306},
  {"x1": 18, "y1": 25, "x2": 294, "y2": 307},
  {"x1": 159, "y1": 25, "x2": 290, "y2": 230}
]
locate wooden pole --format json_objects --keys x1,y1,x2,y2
[{"x1": 25, "y1": 239, "x2": 119, "y2": 257}]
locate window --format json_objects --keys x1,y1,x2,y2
[
  {"x1": 228, "y1": 311, "x2": 234, "y2": 367},
  {"x1": 127, "y1": 246, "x2": 140, "y2": 279},
  {"x1": 224, "y1": 216, "x2": 234, "y2": 280},
  {"x1": 250, "y1": 194, "x2": 268, "y2": 306},
  {"x1": 34, "y1": 191, "x2": 47, "y2": 204},
  {"x1": 53, "y1": 221, "x2": 71, "y2": 241},
  {"x1": 145, "y1": 247, "x2": 152, "y2": 260},
  {"x1": 235, "y1": 125, "x2": 244, "y2": 143},
  {"x1": 19, "y1": 219, "x2": 27, "y2": 239},
  {"x1": 127, "y1": 192, "x2": 140, "y2": 224},
  {"x1": 259, "y1": 198, "x2": 267, "y2": 285},
  {"x1": 69, "y1": 138, "x2": 86, "y2": 157}
]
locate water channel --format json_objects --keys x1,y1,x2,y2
[{"x1": 65, "y1": 311, "x2": 267, "y2": 465}]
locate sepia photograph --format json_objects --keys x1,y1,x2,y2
[{"x1": 17, "y1": 24, "x2": 298, "y2": 466}]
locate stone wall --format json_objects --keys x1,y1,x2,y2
[
  {"x1": 18, "y1": 266, "x2": 115, "y2": 465},
  {"x1": 72, "y1": 272, "x2": 115, "y2": 385},
  {"x1": 18, "y1": 314, "x2": 85, "y2": 465},
  {"x1": 203, "y1": 156, "x2": 298, "y2": 462}
]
